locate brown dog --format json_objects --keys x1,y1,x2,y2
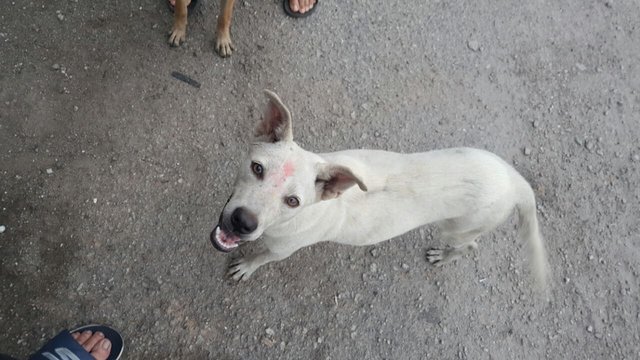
[
  {"x1": 167, "y1": 0, "x2": 238, "y2": 57},
  {"x1": 169, "y1": 0, "x2": 316, "y2": 57}
]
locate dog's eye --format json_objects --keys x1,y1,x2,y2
[
  {"x1": 251, "y1": 162, "x2": 264, "y2": 178},
  {"x1": 285, "y1": 196, "x2": 300, "y2": 208}
]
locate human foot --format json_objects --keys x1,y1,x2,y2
[
  {"x1": 30, "y1": 325, "x2": 122, "y2": 360},
  {"x1": 70, "y1": 330, "x2": 112, "y2": 360},
  {"x1": 288, "y1": 0, "x2": 316, "y2": 14}
]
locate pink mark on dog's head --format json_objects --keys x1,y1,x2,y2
[
  {"x1": 268, "y1": 160, "x2": 296, "y2": 189},
  {"x1": 283, "y1": 161, "x2": 295, "y2": 178}
]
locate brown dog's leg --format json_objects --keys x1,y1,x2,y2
[
  {"x1": 215, "y1": 0, "x2": 237, "y2": 57},
  {"x1": 169, "y1": 0, "x2": 191, "y2": 46}
]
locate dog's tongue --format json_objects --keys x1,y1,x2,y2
[{"x1": 210, "y1": 225, "x2": 240, "y2": 252}]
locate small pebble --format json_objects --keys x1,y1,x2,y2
[
  {"x1": 261, "y1": 337, "x2": 275, "y2": 348},
  {"x1": 46, "y1": 168, "x2": 53, "y2": 174},
  {"x1": 52, "y1": 63, "x2": 60, "y2": 70},
  {"x1": 401, "y1": 263, "x2": 409, "y2": 270},
  {"x1": 632, "y1": 154, "x2": 640, "y2": 162},
  {"x1": 587, "y1": 325, "x2": 594, "y2": 333},
  {"x1": 0, "y1": 225, "x2": 6, "y2": 233},
  {"x1": 57, "y1": 13, "x2": 65, "y2": 21},
  {"x1": 467, "y1": 40, "x2": 481, "y2": 52},
  {"x1": 93, "y1": 198, "x2": 98, "y2": 204},
  {"x1": 523, "y1": 147, "x2": 532, "y2": 156},
  {"x1": 73, "y1": 105, "x2": 78, "y2": 112},
  {"x1": 265, "y1": 328, "x2": 275, "y2": 337},
  {"x1": 584, "y1": 140, "x2": 594, "y2": 151}
]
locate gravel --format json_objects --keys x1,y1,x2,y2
[{"x1": 1, "y1": 0, "x2": 639, "y2": 359}]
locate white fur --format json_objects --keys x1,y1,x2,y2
[{"x1": 220, "y1": 91, "x2": 549, "y2": 291}]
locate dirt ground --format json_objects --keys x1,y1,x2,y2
[{"x1": 1, "y1": 0, "x2": 639, "y2": 359}]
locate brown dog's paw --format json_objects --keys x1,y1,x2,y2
[
  {"x1": 169, "y1": 26, "x2": 187, "y2": 47},
  {"x1": 215, "y1": 32, "x2": 235, "y2": 57}
]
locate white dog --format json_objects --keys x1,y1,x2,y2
[{"x1": 211, "y1": 91, "x2": 549, "y2": 289}]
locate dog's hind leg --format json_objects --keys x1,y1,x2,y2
[
  {"x1": 426, "y1": 230, "x2": 480, "y2": 266},
  {"x1": 426, "y1": 201, "x2": 514, "y2": 266}
]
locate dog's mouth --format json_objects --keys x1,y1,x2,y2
[{"x1": 210, "y1": 225, "x2": 241, "y2": 252}]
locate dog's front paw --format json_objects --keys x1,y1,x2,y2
[
  {"x1": 169, "y1": 25, "x2": 187, "y2": 47},
  {"x1": 227, "y1": 257, "x2": 258, "y2": 281},
  {"x1": 215, "y1": 32, "x2": 234, "y2": 57}
]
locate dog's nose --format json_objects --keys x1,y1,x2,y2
[{"x1": 230, "y1": 207, "x2": 258, "y2": 235}]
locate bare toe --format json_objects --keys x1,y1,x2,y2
[
  {"x1": 90, "y1": 338, "x2": 112, "y2": 360},
  {"x1": 81, "y1": 331, "x2": 105, "y2": 353},
  {"x1": 70, "y1": 329, "x2": 113, "y2": 360},
  {"x1": 290, "y1": 0, "x2": 300, "y2": 12},
  {"x1": 75, "y1": 330, "x2": 93, "y2": 345}
]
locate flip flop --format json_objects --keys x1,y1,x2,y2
[
  {"x1": 167, "y1": 0, "x2": 199, "y2": 14},
  {"x1": 29, "y1": 325, "x2": 124, "y2": 360},
  {"x1": 283, "y1": 0, "x2": 318, "y2": 18}
]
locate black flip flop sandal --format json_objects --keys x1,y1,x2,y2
[
  {"x1": 168, "y1": 0, "x2": 199, "y2": 14},
  {"x1": 283, "y1": 0, "x2": 318, "y2": 18},
  {"x1": 30, "y1": 324, "x2": 124, "y2": 360}
]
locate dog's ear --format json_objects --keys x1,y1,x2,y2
[
  {"x1": 255, "y1": 90, "x2": 293, "y2": 143},
  {"x1": 315, "y1": 164, "x2": 368, "y2": 201}
]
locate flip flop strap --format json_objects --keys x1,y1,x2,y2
[{"x1": 29, "y1": 330, "x2": 94, "y2": 360}]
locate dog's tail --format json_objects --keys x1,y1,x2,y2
[{"x1": 516, "y1": 176, "x2": 550, "y2": 294}]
